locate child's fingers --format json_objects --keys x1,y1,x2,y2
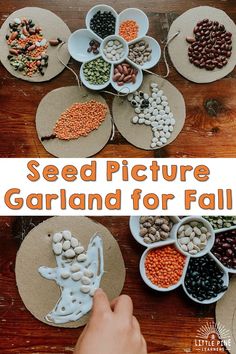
[
  {"x1": 113, "y1": 294, "x2": 133, "y2": 319},
  {"x1": 91, "y1": 288, "x2": 112, "y2": 318}
]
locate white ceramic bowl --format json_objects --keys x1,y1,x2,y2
[
  {"x1": 68, "y1": 29, "x2": 101, "y2": 62},
  {"x1": 128, "y1": 36, "x2": 161, "y2": 70},
  {"x1": 80, "y1": 59, "x2": 112, "y2": 90},
  {"x1": 111, "y1": 59, "x2": 143, "y2": 94},
  {"x1": 182, "y1": 253, "x2": 229, "y2": 304},
  {"x1": 174, "y1": 216, "x2": 215, "y2": 258},
  {"x1": 140, "y1": 243, "x2": 189, "y2": 292},
  {"x1": 118, "y1": 8, "x2": 149, "y2": 42},
  {"x1": 210, "y1": 226, "x2": 236, "y2": 274},
  {"x1": 129, "y1": 215, "x2": 181, "y2": 247},
  {"x1": 86, "y1": 4, "x2": 118, "y2": 39},
  {"x1": 101, "y1": 35, "x2": 128, "y2": 64}
]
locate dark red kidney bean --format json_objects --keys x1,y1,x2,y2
[{"x1": 187, "y1": 18, "x2": 232, "y2": 70}]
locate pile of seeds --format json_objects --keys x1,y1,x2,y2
[
  {"x1": 113, "y1": 62, "x2": 138, "y2": 86},
  {"x1": 52, "y1": 230, "x2": 95, "y2": 295},
  {"x1": 83, "y1": 58, "x2": 111, "y2": 85},
  {"x1": 177, "y1": 220, "x2": 211, "y2": 255},
  {"x1": 128, "y1": 39, "x2": 152, "y2": 66},
  {"x1": 212, "y1": 230, "x2": 236, "y2": 269},
  {"x1": 184, "y1": 255, "x2": 227, "y2": 301},
  {"x1": 145, "y1": 245, "x2": 186, "y2": 288},
  {"x1": 52, "y1": 100, "x2": 108, "y2": 140},
  {"x1": 128, "y1": 83, "x2": 176, "y2": 148},
  {"x1": 119, "y1": 20, "x2": 139, "y2": 42},
  {"x1": 90, "y1": 10, "x2": 116, "y2": 39},
  {"x1": 87, "y1": 39, "x2": 100, "y2": 55},
  {"x1": 186, "y1": 19, "x2": 232, "y2": 70},
  {"x1": 103, "y1": 39, "x2": 125, "y2": 61},
  {"x1": 6, "y1": 17, "x2": 61, "y2": 76},
  {"x1": 139, "y1": 216, "x2": 173, "y2": 244},
  {"x1": 203, "y1": 216, "x2": 236, "y2": 229}
]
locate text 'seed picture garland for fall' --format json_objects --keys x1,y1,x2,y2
[{"x1": 1, "y1": 1, "x2": 236, "y2": 354}]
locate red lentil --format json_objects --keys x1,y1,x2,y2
[
  {"x1": 119, "y1": 20, "x2": 139, "y2": 42},
  {"x1": 54, "y1": 100, "x2": 108, "y2": 140},
  {"x1": 145, "y1": 246, "x2": 186, "y2": 288}
]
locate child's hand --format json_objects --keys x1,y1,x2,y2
[{"x1": 74, "y1": 289, "x2": 147, "y2": 354}]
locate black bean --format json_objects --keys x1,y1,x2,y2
[{"x1": 184, "y1": 255, "x2": 227, "y2": 301}]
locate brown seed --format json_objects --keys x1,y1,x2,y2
[
  {"x1": 10, "y1": 31, "x2": 18, "y2": 40},
  {"x1": 9, "y1": 48, "x2": 18, "y2": 55},
  {"x1": 117, "y1": 64, "x2": 123, "y2": 73},
  {"x1": 124, "y1": 75, "x2": 132, "y2": 82},
  {"x1": 27, "y1": 44, "x2": 36, "y2": 51},
  {"x1": 186, "y1": 37, "x2": 195, "y2": 44},
  {"x1": 49, "y1": 39, "x2": 60, "y2": 46}
]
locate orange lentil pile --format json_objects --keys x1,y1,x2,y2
[
  {"x1": 145, "y1": 246, "x2": 186, "y2": 288},
  {"x1": 119, "y1": 20, "x2": 139, "y2": 41},
  {"x1": 54, "y1": 100, "x2": 108, "y2": 140}
]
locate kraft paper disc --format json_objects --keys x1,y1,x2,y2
[
  {"x1": 0, "y1": 7, "x2": 71, "y2": 82},
  {"x1": 168, "y1": 6, "x2": 236, "y2": 83},
  {"x1": 15, "y1": 216, "x2": 126, "y2": 328},
  {"x1": 36, "y1": 86, "x2": 112, "y2": 157},
  {"x1": 112, "y1": 74, "x2": 186, "y2": 150},
  {"x1": 216, "y1": 277, "x2": 236, "y2": 353}
]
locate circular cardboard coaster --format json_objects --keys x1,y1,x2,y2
[
  {"x1": 36, "y1": 86, "x2": 112, "y2": 157},
  {"x1": 0, "y1": 7, "x2": 71, "y2": 82},
  {"x1": 112, "y1": 74, "x2": 186, "y2": 150},
  {"x1": 216, "y1": 277, "x2": 236, "y2": 353},
  {"x1": 15, "y1": 216, "x2": 126, "y2": 328},
  {"x1": 168, "y1": 6, "x2": 236, "y2": 83}
]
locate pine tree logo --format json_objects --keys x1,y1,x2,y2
[{"x1": 194, "y1": 321, "x2": 231, "y2": 352}]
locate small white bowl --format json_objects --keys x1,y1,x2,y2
[
  {"x1": 80, "y1": 58, "x2": 112, "y2": 91},
  {"x1": 174, "y1": 216, "x2": 215, "y2": 258},
  {"x1": 68, "y1": 29, "x2": 101, "y2": 62},
  {"x1": 211, "y1": 227, "x2": 236, "y2": 274},
  {"x1": 129, "y1": 215, "x2": 181, "y2": 247},
  {"x1": 110, "y1": 59, "x2": 143, "y2": 94},
  {"x1": 182, "y1": 253, "x2": 229, "y2": 304},
  {"x1": 101, "y1": 35, "x2": 128, "y2": 65},
  {"x1": 118, "y1": 8, "x2": 149, "y2": 42},
  {"x1": 140, "y1": 244, "x2": 188, "y2": 292},
  {"x1": 86, "y1": 4, "x2": 118, "y2": 39},
  {"x1": 128, "y1": 36, "x2": 161, "y2": 70}
]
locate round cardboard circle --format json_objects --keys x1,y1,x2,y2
[
  {"x1": 0, "y1": 7, "x2": 71, "y2": 82},
  {"x1": 168, "y1": 6, "x2": 236, "y2": 83},
  {"x1": 36, "y1": 86, "x2": 112, "y2": 157},
  {"x1": 112, "y1": 74, "x2": 186, "y2": 150},
  {"x1": 15, "y1": 216, "x2": 126, "y2": 328},
  {"x1": 216, "y1": 277, "x2": 236, "y2": 353}
]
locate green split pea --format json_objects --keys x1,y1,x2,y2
[
  {"x1": 204, "y1": 216, "x2": 236, "y2": 229},
  {"x1": 83, "y1": 58, "x2": 111, "y2": 85}
]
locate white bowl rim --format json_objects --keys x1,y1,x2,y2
[
  {"x1": 118, "y1": 8, "x2": 149, "y2": 40},
  {"x1": 127, "y1": 35, "x2": 162, "y2": 70},
  {"x1": 139, "y1": 243, "x2": 189, "y2": 292},
  {"x1": 80, "y1": 58, "x2": 112, "y2": 90},
  {"x1": 129, "y1": 215, "x2": 181, "y2": 248},
  {"x1": 68, "y1": 28, "x2": 101, "y2": 62},
  {"x1": 210, "y1": 226, "x2": 236, "y2": 274},
  {"x1": 85, "y1": 4, "x2": 119, "y2": 40},
  {"x1": 182, "y1": 252, "x2": 229, "y2": 304},
  {"x1": 101, "y1": 34, "x2": 129, "y2": 65},
  {"x1": 110, "y1": 59, "x2": 143, "y2": 93},
  {"x1": 175, "y1": 216, "x2": 215, "y2": 258}
]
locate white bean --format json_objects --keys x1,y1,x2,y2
[
  {"x1": 53, "y1": 232, "x2": 63, "y2": 243},
  {"x1": 72, "y1": 271, "x2": 83, "y2": 281},
  {"x1": 63, "y1": 230, "x2": 72, "y2": 240}
]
